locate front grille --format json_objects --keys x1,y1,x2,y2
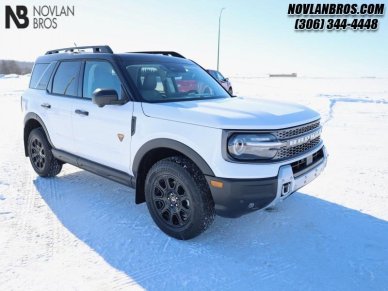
[
  {"x1": 291, "y1": 148, "x2": 324, "y2": 176},
  {"x1": 275, "y1": 137, "x2": 321, "y2": 159},
  {"x1": 273, "y1": 120, "x2": 320, "y2": 140}
]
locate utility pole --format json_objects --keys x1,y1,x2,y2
[{"x1": 217, "y1": 8, "x2": 226, "y2": 71}]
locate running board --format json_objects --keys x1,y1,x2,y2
[{"x1": 52, "y1": 149, "x2": 135, "y2": 188}]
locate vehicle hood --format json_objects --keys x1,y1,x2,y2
[{"x1": 141, "y1": 97, "x2": 320, "y2": 130}]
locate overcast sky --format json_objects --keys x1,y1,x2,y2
[{"x1": 1, "y1": 0, "x2": 387, "y2": 77}]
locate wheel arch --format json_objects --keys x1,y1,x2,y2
[
  {"x1": 132, "y1": 139, "x2": 215, "y2": 204},
  {"x1": 24, "y1": 113, "x2": 53, "y2": 156}
]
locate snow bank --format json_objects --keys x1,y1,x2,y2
[{"x1": 1, "y1": 74, "x2": 20, "y2": 78}]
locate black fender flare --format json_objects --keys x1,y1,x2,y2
[
  {"x1": 23, "y1": 113, "x2": 53, "y2": 156},
  {"x1": 132, "y1": 138, "x2": 215, "y2": 177}
]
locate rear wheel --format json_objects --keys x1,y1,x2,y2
[
  {"x1": 28, "y1": 128, "x2": 62, "y2": 177},
  {"x1": 145, "y1": 156, "x2": 215, "y2": 240}
]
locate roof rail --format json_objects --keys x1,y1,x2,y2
[
  {"x1": 129, "y1": 51, "x2": 185, "y2": 59},
  {"x1": 45, "y1": 45, "x2": 113, "y2": 55}
]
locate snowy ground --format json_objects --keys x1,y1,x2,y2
[{"x1": 1, "y1": 75, "x2": 388, "y2": 290}]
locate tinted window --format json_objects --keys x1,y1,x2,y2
[
  {"x1": 83, "y1": 61, "x2": 122, "y2": 99},
  {"x1": 30, "y1": 63, "x2": 55, "y2": 90},
  {"x1": 52, "y1": 61, "x2": 81, "y2": 96}
]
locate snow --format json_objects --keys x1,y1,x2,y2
[
  {"x1": 0, "y1": 74, "x2": 20, "y2": 79},
  {"x1": 1, "y1": 75, "x2": 388, "y2": 290}
]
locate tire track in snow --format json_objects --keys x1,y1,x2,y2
[
  {"x1": 19, "y1": 169, "x2": 36, "y2": 229},
  {"x1": 319, "y1": 94, "x2": 388, "y2": 125}
]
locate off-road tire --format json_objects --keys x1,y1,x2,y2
[
  {"x1": 145, "y1": 156, "x2": 215, "y2": 240},
  {"x1": 28, "y1": 128, "x2": 62, "y2": 177}
]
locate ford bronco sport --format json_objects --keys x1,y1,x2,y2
[{"x1": 22, "y1": 45, "x2": 327, "y2": 240}]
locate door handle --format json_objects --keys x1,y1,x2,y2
[
  {"x1": 41, "y1": 103, "x2": 51, "y2": 109},
  {"x1": 75, "y1": 109, "x2": 89, "y2": 116}
]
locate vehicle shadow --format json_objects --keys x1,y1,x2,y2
[{"x1": 34, "y1": 170, "x2": 388, "y2": 290}]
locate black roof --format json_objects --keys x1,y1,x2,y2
[
  {"x1": 36, "y1": 45, "x2": 192, "y2": 64},
  {"x1": 36, "y1": 52, "x2": 193, "y2": 64}
]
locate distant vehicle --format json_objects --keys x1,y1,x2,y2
[
  {"x1": 269, "y1": 73, "x2": 297, "y2": 78},
  {"x1": 174, "y1": 71, "x2": 198, "y2": 93},
  {"x1": 207, "y1": 69, "x2": 233, "y2": 95}
]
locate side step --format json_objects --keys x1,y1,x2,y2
[{"x1": 52, "y1": 149, "x2": 135, "y2": 188}]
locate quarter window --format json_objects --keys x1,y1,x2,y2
[
  {"x1": 52, "y1": 61, "x2": 81, "y2": 96},
  {"x1": 29, "y1": 63, "x2": 55, "y2": 90},
  {"x1": 83, "y1": 61, "x2": 122, "y2": 99}
]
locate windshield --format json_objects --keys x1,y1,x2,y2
[{"x1": 124, "y1": 62, "x2": 230, "y2": 102}]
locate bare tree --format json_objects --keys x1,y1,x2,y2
[{"x1": 0, "y1": 60, "x2": 33, "y2": 75}]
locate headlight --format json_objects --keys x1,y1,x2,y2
[{"x1": 227, "y1": 133, "x2": 282, "y2": 160}]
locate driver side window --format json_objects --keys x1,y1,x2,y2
[{"x1": 83, "y1": 61, "x2": 122, "y2": 99}]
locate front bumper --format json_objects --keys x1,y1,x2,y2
[{"x1": 206, "y1": 146, "x2": 328, "y2": 218}]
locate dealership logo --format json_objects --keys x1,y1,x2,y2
[
  {"x1": 5, "y1": 5, "x2": 29, "y2": 28},
  {"x1": 4, "y1": 5, "x2": 75, "y2": 29}
]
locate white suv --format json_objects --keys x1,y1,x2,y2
[{"x1": 22, "y1": 46, "x2": 327, "y2": 239}]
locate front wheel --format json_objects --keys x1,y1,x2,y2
[{"x1": 145, "y1": 156, "x2": 215, "y2": 240}]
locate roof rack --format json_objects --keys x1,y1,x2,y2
[
  {"x1": 129, "y1": 51, "x2": 185, "y2": 59},
  {"x1": 45, "y1": 45, "x2": 113, "y2": 55}
]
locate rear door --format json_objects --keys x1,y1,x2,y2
[
  {"x1": 71, "y1": 60, "x2": 133, "y2": 173},
  {"x1": 40, "y1": 61, "x2": 82, "y2": 153}
]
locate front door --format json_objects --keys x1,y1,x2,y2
[{"x1": 72, "y1": 60, "x2": 133, "y2": 173}]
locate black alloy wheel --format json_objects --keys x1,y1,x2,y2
[
  {"x1": 30, "y1": 137, "x2": 46, "y2": 170},
  {"x1": 152, "y1": 175, "x2": 192, "y2": 227}
]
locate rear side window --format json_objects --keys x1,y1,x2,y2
[
  {"x1": 52, "y1": 61, "x2": 81, "y2": 96},
  {"x1": 29, "y1": 63, "x2": 55, "y2": 90}
]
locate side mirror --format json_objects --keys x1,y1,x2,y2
[{"x1": 92, "y1": 89, "x2": 119, "y2": 108}]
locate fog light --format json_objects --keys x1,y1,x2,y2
[{"x1": 281, "y1": 182, "x2": 291, "y2": 196}]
